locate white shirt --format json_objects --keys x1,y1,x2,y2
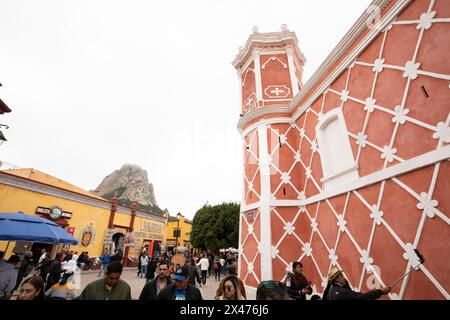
[
  {"x1": 38, "y1": 253, "x2": 47, "y2": 265},
  {"x1": 63, "y1": 259, "x2": 77, "y2": 273},
  {"x1": 197, "y1": 258, "x2": 209, "y2": 271},
  {"x1": 140, "y1": 256, "x2": 149, "y2": 266}
]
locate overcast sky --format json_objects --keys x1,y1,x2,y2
[{"x1": 0, "y1": 0, "x2": 372, "y2": 220}]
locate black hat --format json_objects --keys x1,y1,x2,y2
[{"x1": 172, "y1": 266, "x2": 189, "y2": 281}]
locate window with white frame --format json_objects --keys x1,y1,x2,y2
[{"x1": 316, "y1": 108, "x2": 359, "y2": 190}]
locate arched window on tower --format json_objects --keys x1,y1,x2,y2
[{"x1": 316, "y1": 108, "x2": 359, "y2": 190}]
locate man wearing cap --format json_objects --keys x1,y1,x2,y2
[
  {"x1": 156, "y1": 266, "x2": 203, "y2": 300},
  {"x1": 324, "y1": 266, "x2": 391, "y2": 300}
]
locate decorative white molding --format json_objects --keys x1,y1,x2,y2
[
  {"x1": 237, "y1": 71, "x2": 243, "y2": 115},
  {"x1": 320, "y1": 163, "x2": 359, "y2": 184},
  {"x1": 240, "y1": 202, "x2": 261, "y2": 213},
  {"x1": 270, "y1": 145, "x2": 450, "y2": 208},
  {"x1": 261, "y1": 56, "x2": 287, "y2": 70},
  {"x1": 253, "y1": 52, "x2": 263, "y2": 100},
  {"x1": 243, "y1": 92, "x2": 257, "y2": 113},
  {"x1": 240, "y1": 116, "x2": 292, "y2": 136},
  {"x1": 316, "y1": 107, "x2": 359, "y2": 189},
  {"x1": 241, "y1": 68, "x2": 254, "y2": 86},
  {"x1": 287, "y1": 48, "x2": 300, "y2": 96},
  {"x1": 232, "y1": 31, "x2": 306, "y2": 70},
  {"x1": 257, "y1": 124, "x2": 273, "y2": 281},
  {"x1": 290, "y1": 0, "x2": 400, "y2": 120},
  {"x1": 236, "y1": 0, "x2": 409, "y2": 132},
  {"x1": 264, "y1": 85, "x2": 291, "y2": 99}
]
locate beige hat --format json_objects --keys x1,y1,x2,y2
[{"x1": 328, "y1": 266, "x2": 343, "y2": 281}]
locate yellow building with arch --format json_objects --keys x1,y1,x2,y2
[{"x1": 0, "y1": 168, "x2": 166, "y2": 265}]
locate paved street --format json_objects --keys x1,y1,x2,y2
[{"x1": 79, "y1": 268, "x2": 221, "y2": 300}]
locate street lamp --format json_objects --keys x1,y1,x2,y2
[
  {"x1": 175, "y1": 212, "x2": 182, "y2": 252},
  {"x1": 0, "y1": 124, "x2": 8, "y2": 146}
]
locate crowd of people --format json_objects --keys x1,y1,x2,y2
[{"x1": 0, "y1": 247, "x2": 391, "y2": 300}]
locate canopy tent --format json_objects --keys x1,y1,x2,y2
[{"x1": 0, "y1": 212, "x2": 78, "y2": 245}]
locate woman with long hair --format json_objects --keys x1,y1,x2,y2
[
  {"x1": 215, "y1": 275, "x2": 246, "y2": 300},
  {"x1": 17, "y1": 276, "x2": 47, "y2": 300}
]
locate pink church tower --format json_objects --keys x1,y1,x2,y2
[
  {"x1": 234, "y1": 25, "x2": 306, "y2": 115},
  {"x1": 235, "y1": 0, "x2": 449, "y2": 300},
  {"x1": 233, "y1": 25, "x2": 307, "y2": 290}
]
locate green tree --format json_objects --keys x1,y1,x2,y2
[{"x1": 190, "y1": 202, "x2": 240, "y2": 252}]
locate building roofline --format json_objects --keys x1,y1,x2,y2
[
  {"x1": 0, "y1": 170, "x2": 166, "y2": 222},
  {"x1": 237, "y1": 0, "x2": 399, "y2": 132},
  {"x1": 232, "y1": 30, "x2": 306, "y2": 70}
]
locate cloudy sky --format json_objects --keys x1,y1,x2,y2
[{"x1": 0, "y1": 0, "x2": 372, "y2": 220}]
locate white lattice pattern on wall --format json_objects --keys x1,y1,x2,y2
[
  {"x1": 240, "y1": 208, "x2": 262, "y2": 285},
  {"x1": 243, "y1": 129, "x2": 260, "y2": 204},
  {"x1": 243, "y1": 0, "x2": 450, "y2": 299}
]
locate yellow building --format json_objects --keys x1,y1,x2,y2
[
  {"x1": 164, "y1": 214, "x2": 193, "y2": 252},
  {"x1": 0, "y1": 168, "x2": 166, "y2": 265}
]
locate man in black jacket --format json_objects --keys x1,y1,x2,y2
[
  {"x1": 156, "y1": 266, "x2": 202, "y2": 300},
  {"x1": 139, "y1": 260, "x2": 172, "y2": 300},
  {"x1": 45, "y1": 253, "x2": 63, "y2": 291},
  {"x1": 326, "y1": 266, "x2": 391, "y2": 300},
  {"x1": 285, "y1": 261, "x2": 312, "y2": 300},
  {"x1": 110, "y1": 249, "x2": 123, "y2": 264},
  {"x1": 145, "y1": 256, "x2": 158, "y2": 281},
  {"x1": 186, "y1": 259, "x2": 202, "y2": 287}
]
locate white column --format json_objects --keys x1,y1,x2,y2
[
  {"x1": 257, "y1": 124, "x2": 272, "y2": 281},
  {"x1": 238, "y1": 132, "x2": 246, "y2": 276},
  {"x1": 286, "y1": 48, "x2": 299, "y2": 96},
  {"x1": 237, "y1": 70, "x2": 243, "y2": 114},
  {"x1": 253, "y1": 50, "x2": 263, "y2": 101}
]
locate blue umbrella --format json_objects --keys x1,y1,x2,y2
[{"x1": 0, "y1": 212, "x2": 78, "y2": 245}]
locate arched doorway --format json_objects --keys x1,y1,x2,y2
[{"x1": 112, "y1": 232, "x2": 125, "y2": 254}]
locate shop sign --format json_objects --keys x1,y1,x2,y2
[
  {"x1": 131, "y1": 221, "x2": 164, "y2": 249},
  {"x1": 139, "y1": 221, "x2": 162, "y2": 234},
  {"x1": 166, "y1": 239, "x2": 177, "y2": 247},
  {"x1": 36, "y1": 206, "x2": 72, "y2": 220}
]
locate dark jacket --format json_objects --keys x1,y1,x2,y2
[
  {"x1": 137, "y1": 254, "x2": 143, "y2": 270},
  {"x1": 285, "y1": 272, "x2": 312, "y2": 300},
  {"x1": 49, "y1": 260, "x2": 62, "y2": 276},
  {"x1": 156, "y1": 283, "x2": 203, "y2": 300},
  {"x1": 110, "y1": 251, "x2": 123, "y2": 263},
  {"x1": 45, "y1": 260, "x2": 62, "y2": 290},
  {"x1": 139, "y1": 277, "x2": 173, "y2": 300},
  {"x1": 187, "y1": 265, "x2": 201, "y2": 286},
  {"x1": 38, "y1": 258, "x2": 52, "y2": 279},
  {"x1": 145, "y1": 258, "x2": 158, "y2": 280},
  {"x1": 328, "y1": 283, "x2": 383, "y2": 300}
]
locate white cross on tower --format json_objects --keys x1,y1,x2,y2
[{"x1": 270, "y1": 87, "x2": 285, "y2": 96}]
